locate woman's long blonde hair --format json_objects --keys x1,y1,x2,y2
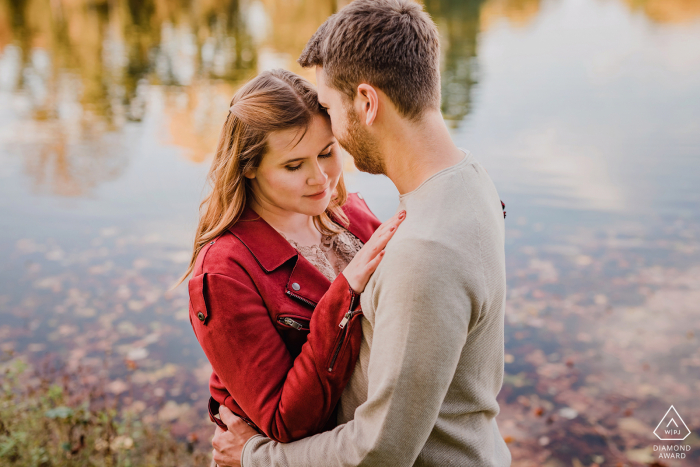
[{"x1": 177, "y1": 69, "x2": 349, "y2": 285}]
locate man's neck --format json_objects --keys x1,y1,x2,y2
[{"x1": 379, "y1": 110, "x2": 465, "y2": 195}]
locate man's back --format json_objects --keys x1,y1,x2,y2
[{"x1": 337, "y1": 149, "x2": 511, "y2": 466}]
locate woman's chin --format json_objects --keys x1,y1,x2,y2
[{"x1": 299, "y1": 196, "x2": 331, "y2": 216}]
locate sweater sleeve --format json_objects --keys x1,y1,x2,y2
[{"x1": 242, "y1": 238, "x2": 480, "y2": 466}]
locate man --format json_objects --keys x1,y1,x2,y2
[{"x1": 212, "y1": 0, "x2": 511, "y2": 465}]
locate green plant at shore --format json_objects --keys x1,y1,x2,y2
[{"x1": 0, "y1": 360, "x2": 209, "y2": 466}]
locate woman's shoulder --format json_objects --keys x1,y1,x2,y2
[
  {"x1": 341, "y1": 192, "x2": 381, "y2": 225},
  {"x1": 191, "y1": 231, "x2": 255, "y2": 279}
]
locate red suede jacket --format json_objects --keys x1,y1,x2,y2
[{"x1": 188, "y1": 193, "x2": 381, "y2": 443}]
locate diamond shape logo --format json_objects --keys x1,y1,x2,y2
[{"x1": 653, "y1": 405, "x2": 691, "y2": 441}]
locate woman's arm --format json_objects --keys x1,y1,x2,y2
[
  {"x1": 190, "y1": 208, "x2": 405, "y2": 443},
  {"x1": 189, "y1": 267, "x2": 363, "y2": 443}
]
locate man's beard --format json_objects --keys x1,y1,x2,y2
[{"x1": 337, "y1": 106, "x2": 385, "y2": 175}]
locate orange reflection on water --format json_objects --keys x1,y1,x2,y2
[
  {"x1": 623, "y1": 0, "x2": 700, "y2": 24},
  {"x1": 164, "y1": 81, "x2": 237, "y2": 164},
  {"x1": 480, "y1": 0, "x2": 542, "y2": 30}
]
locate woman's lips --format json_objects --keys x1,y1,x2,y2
[{"x1": 306, "y1": 187, "x2": 328, "y2": 199}]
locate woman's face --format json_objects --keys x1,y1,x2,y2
[{"x1": 245, "y1": 114, "x2": 343, "y2": 217}]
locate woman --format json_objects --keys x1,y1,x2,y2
[{"x1": 179, "y1": 69, "x2": 405, "y2": 443}]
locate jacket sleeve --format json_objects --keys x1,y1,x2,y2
[{"x1": 189, "y1": 266, "x2": 363, "y2": 443}]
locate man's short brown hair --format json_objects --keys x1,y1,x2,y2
[{"x1": 298, "y1": 0, "x2": 441, "y2": 121}]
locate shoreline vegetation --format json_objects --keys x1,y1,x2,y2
[{"x1": 1, "y1": 359, "x2": 210, "y2": 466}]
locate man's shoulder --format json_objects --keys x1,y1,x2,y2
[{"x1": 380, "y1": 236, "x2": 481, "y2": 287}]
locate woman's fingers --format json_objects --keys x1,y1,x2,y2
[
  {"x1": 372, "y1": 209, "x2": 405, "y2": 239},
  {"x1": 385, "y1": 209, "x2": 406, "y2": 231},
  {"x1": 342, "y1": 210, "x2": 406, "y2": 294},
  {"x1": 369, "y1": 210, "x2": 405, "y2": 252},
  {"x1": 365, "y1": 250, "x2": 386, "y2": 274}
]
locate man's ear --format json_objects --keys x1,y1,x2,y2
[{"x1": 356, "y1": 84, "x2": 379, "y2": 126}]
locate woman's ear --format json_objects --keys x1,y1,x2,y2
[{"x1": 243, "y1": 167, "x2": 256, "y2": 179}]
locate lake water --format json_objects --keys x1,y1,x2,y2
[{"x1": 1, "y1": 0, "x2": 699, "y2": 464}]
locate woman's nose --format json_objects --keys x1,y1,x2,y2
[{"x1": 308, "y1": 161, "x2": 328, "y2": 186}]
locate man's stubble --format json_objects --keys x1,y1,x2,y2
[{"x1": 337, "y1": 104, "x2": 386, "y2": 176}]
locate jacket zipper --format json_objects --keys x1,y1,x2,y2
[
  {"x1": 328, "y1": 325, "x2": 349, "y2": 372},
  {"x1": 285, "y1": 290, "x2": 317, "y2": 308},
  {"x1": 277, "y1": 316, "x2": 309, "y2": 331},
  {"x1": 349, "y1": 290, "x2": 359, "y2": 312},
  {"x1": 328, "y1": 289, "x2": 361, "y2": 371}
]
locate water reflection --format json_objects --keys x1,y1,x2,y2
[
  {"x1": 1, "y1": 1, "x2": 700, "y2": 463},
  {"x1": 480, "y1": 0, "x2": 542, "y2": 30},
  {"x1": 425, "y1": 0, "x2": 484, "y2": 126},
  {"x1": 0, "y1": 0, "x2": 505, "y2": 195},
  {"x1": 0, "y1": 0, "x2": 260, "y2": 191},
  {"x1": 21, "y1": 121, "x2": 128, "y2": 197},
  {"x1": 622, "y1": 0, "x2": 700, "y2": 24}
]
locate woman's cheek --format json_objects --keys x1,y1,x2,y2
[
  {"x1": 325, "y1": 154, "x2": 343, "y2": 183},
  {"x1": 263, "y1": 169, "x2": 296, "y2": 204},
  {"x1": 279, "y1": 172, "x2": 301, "y2": 201}
]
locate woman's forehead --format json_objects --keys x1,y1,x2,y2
[{"x1": 265, "y1": 115, "x2": 333, "y2": 162}]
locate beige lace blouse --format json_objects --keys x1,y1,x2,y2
[{"x1": 279, "y1": 227, "x2": 364, "y2": 283}]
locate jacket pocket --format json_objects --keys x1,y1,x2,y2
[{"x1": 277, "y1": 314, "x2": 310, "y2": 331}]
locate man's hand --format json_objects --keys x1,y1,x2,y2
[{"x1": 211, "y1": 406, "x2": 259, "y2": 467}]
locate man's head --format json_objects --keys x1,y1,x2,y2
[{"x1": 299, "y1": 0, "x2": 441, "y2": 174}]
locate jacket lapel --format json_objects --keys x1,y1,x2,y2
[
  {"x1": 228, "y1": 205, "x2": 297, "y2": 273},
  {"x1": 228, "y1": 206, "x2": 332, "y2": 307},
  {"x1": 229, "y1": 196, "x2": 371, "y2": 307}
]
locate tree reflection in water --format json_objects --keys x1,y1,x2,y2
[
  {"x1": 0, "y1": 0, "x2": 258, "y2": 192},
  {"x1": 6, "y1": 0, "x2": 695, "y2": 193},
  {"x1": 0, "y1": 0, "x2": 557, "y2": 194}
]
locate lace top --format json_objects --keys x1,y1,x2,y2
[{"x1": 279, "y1": 227, "x2": 364, "y2": 283}]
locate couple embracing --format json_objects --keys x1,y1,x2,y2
[{"x1": 181, "y1": 1, "x2": 512, "y2": 466}]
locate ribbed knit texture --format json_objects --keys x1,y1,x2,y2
[{"x1": 242, "y1": 150, "x2": 512, "y2": 466}]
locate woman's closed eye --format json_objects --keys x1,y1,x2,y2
[{"x1": 285, "y1": 148, "x2": 334, "y2": 172}]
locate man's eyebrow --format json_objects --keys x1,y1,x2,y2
[{"x1": 282, "y1": 142, "x2": 334, "y2": 164}]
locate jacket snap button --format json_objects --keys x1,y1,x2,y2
[
  {"x1": 197, "y1": 312, "x2": 205, "y2": 321},
  {"x1": 357, "y1": 192, "x2": 363, "y2": 200},
  {"x1": 291, "y1": 282, "x2": 300, "y2": 291}
]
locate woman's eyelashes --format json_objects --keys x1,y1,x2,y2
[{"x1": 284, "y1": 149, "x2": 334, "y2": 172}]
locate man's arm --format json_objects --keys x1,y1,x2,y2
[{"x1": 241, "y1": 238, "x2": 482, "y2": 466}]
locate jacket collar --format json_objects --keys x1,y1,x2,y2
[
  {"x1": 228, "y1": 199, "x2": 369, "y2": 274},
  {"x1": 228, "y1": 205, "x2": 298, "y2": 273}
]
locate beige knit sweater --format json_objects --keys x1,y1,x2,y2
[{"x1": 242, "y1": 150, "x2": 512, "y2": 467}]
